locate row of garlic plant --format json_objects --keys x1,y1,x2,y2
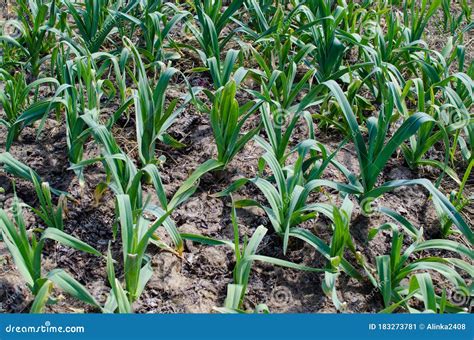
[{"x1": 0, "y1": 0, "x2": 472, "y2": 313}]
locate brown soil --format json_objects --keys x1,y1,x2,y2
[
  {"x1": 0, "y1": 5, "x2": 472, "y2": 314},
  {"x1": 1, "y1": 103, "x2": 470, "y2": 313}
]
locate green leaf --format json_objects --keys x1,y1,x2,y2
[
  {"x1": 180, "y1": 233, "x2": 234, "y2": 248},
  {"x1": 30, "y1": 281, "x2": 53, "y2": 313},
  {"x1": 376, "y1": 255, "x2": 392, "y2": 307},
  {"x1": 415, "y1": 273, "x2": 437, "y2": 312},
  {"x1": 224, "y1": 284, "x2": 244, "y2": 310},
  {"x1": 48, "y1": 269, "x2": 102, "y2": 310},
  {"x1": 364, "y1": 179, "x2": 473, "y2": 244},
  {"x1": 41, "y1": 228, "x2": 101, "y2": 257}
]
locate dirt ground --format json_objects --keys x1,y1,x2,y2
[
  {"x1": 0, "y1": 4, "x2": 472, "y2": 314},
  {"x1": 1, "y1": 107, "x2": 470, "y2": 314}
]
